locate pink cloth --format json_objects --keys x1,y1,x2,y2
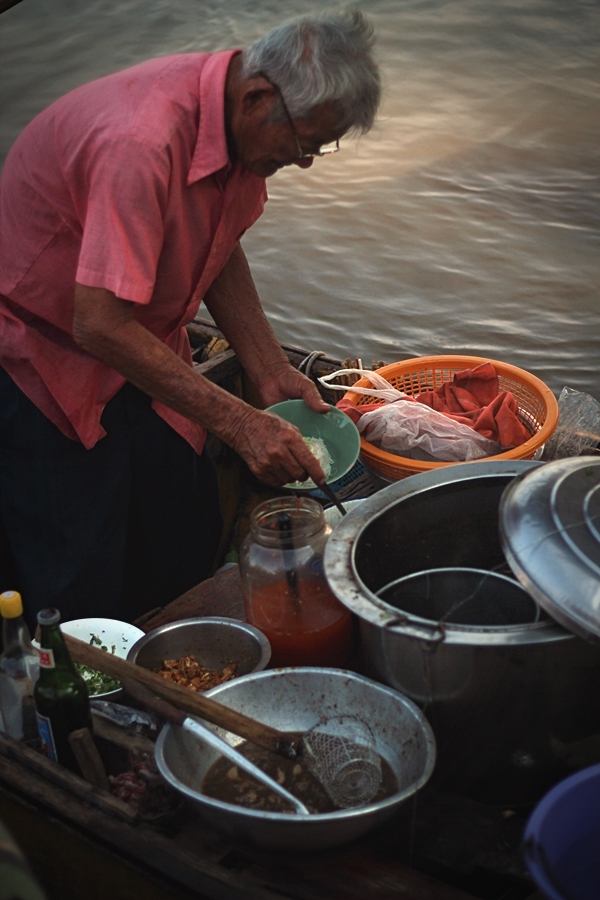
[
  {"x1": 338, "y1": 362, "x2": 531, "y2": 449},
  {"x1": 415, "y1": 363, "x2": 531, "y2": 448},
  {"x1": 0, "y1": 52, "x2": 267, "y2": 451}
]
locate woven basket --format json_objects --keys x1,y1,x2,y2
[{"x1": 341, "y1": 355, "x2": 559, "y2": 481}]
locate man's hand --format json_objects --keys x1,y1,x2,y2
[
  {"x1": 230, "y1": 406, "x2": 326, "y2": 487},
  {"x1": 255, "y1": 362, "x2": 330, "y2": 413}
]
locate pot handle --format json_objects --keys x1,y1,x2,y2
[{"x1": 383, "y1": 613, "x2": 446, "y2": 644}]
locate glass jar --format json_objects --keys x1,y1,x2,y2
[{"x1": 240, "y1": 497, "x2": 354, "y2": 667}]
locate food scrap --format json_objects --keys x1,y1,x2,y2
[
  {"x1": 203, "y1": 745, "x2": 335, "y2": 814},
  {"x1": 157, "y1": 655, "x2": 237, "y2": 692},
  {"x1": 76, "y1": 633, "x2": 120, "y2": 695},
  {"x1": 202, "y1": 742, "x2": 398, "y2": 814},
  {"x1": 109, "y1": 753, "x2": 179, "y2": 817}
]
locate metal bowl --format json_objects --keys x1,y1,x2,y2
[
  {"x1": 154, "y1": 667, "x2": 436, "y2": 850},
  {"x1": 127, "y1": 616, "x2": 271, "y2": 678}
]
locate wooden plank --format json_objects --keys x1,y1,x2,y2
[
  {"x1": 68, "y1": 727, "x2": 110, "y2": 790},
  {"x1": 0, "y1": 732, "x2": 137, "y2": 822},
  {"x1": 187, "y1": 319, "x2": 346, "y2": 377},
  {"x1": 90, "y1": 713, "x2": 156, "y2": 756},
  {"x1": 1, "y1": 788, "x2": 188, "y2": 900},
  {"x1": 0, "y1": 0, "x2": 24, "y2": 15},
  {"x1": 193, "y1": 348, "x2": 241, "y2": 382},
  {"x1": 141, "y1": 564, "x2": 245, "y2": 631},
  {"x1": 0, "y1": 755, "x2": 279, "y2": 900},
  {"x1": 192, "y1": 839, "x2": 482, "y2": 900}
]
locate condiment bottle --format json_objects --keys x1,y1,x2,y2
[
  {"x1": 34, "y1": 608, "x2": 91, "y2": 771},
  {"x1": 240, "y1": 497, "x2": 354, "y2": 667},
  {"x1": 0, "y1": 590, "x2": 40, "y2": 742}
]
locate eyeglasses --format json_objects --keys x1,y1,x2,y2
[{"x1": 258, "y1": 71, "x2": 340, "y2": 160}]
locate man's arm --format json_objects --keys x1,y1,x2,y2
[
  {"x1": 72, "y1": 284, "x2": 326, "y2": 486},
  {"x1": 203, "y1": 242, "x2": 330, "y2": 411}
]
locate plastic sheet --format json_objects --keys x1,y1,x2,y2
[
  {"x1": 356, "y1": 399, "x2": 500, "y2": 461},
  {"x1": 542, "y1": 387, "x2": 600, "y2": 461}
]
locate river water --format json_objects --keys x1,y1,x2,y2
[{"x1": 1, "y1": 0, "x2": 599, "y2": 398}]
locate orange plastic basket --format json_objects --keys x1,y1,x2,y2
[{"x1": 341, "y1": 355, "x2": 559, "y2": 481}]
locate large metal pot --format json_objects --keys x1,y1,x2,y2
[{"x1": 324, "y1": 460, "x2": 600, "y2": 804}]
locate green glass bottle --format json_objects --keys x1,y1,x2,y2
[{"x1": 34, "y1": 608, "x2": 91, "y2": 772}]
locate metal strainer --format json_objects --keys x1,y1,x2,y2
[{"x1": 301, "y1": 715, "x2": 382, "y2": 807}]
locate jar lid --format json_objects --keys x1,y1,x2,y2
[{"x1": 500, "y1": 456, "x2": 600, "y2": 642}]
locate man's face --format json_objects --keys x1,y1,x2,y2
[{"x1": 234, "y1": 88, "x2": 342, "y2": 178}]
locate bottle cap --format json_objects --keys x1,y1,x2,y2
[
  {"x1": 0, "y1": 590, "x2": 24, "y2": 619},
  {"x1": 36, "y1": 608, "x2": 61, "y2": 626}
]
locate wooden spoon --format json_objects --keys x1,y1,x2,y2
[{"x1": 65, "y1": 634, "x2": 302, "y2": 758}]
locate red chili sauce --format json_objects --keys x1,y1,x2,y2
[{"x1": 245, "y1": 577, "x2": 354, "y2": 667}]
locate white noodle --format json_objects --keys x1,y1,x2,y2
[{"x1": 288, "y1": 437, "x2": 333, "y2": 489}]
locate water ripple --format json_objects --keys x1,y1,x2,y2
[{"x1": 1, "y1": 0, "x2": 598, "y2": 397}]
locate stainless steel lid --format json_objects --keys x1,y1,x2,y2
[{"x1": 500, "y1": 456, "x2": 600, "y2": 642}]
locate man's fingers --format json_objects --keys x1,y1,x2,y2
[
  {"x1": 293, "y1": 442, "x2": 325, "y2": 486},
  {"x1": 234, "y1": 410, "x2": 328, "y2": 486},
  {"x1": 299, "y1": 380, "x2": 330, "y2": 413}
]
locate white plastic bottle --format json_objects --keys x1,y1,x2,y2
[{"x1": 0, "y1": 590, "x2": 40, "y2": 741}]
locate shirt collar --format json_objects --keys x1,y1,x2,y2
[{"x1": 187, "y1": 49, "x2": 239, "y2": 185}]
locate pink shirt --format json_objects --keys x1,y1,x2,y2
[{"x1": 0, "y1": 51, "x2": 267, "y2": 451}]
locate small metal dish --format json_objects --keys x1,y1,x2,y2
[{"x1": 127, "y1": 616, "x2": 271, "y2": 678}]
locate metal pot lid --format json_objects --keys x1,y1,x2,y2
[{"x1": 500, "y1": 456, "x2": 600, "y2": 642}]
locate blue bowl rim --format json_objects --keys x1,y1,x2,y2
[{"x1": 523, "y1": 762, "x2": 600, "y2": 900}]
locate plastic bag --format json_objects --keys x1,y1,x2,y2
[
  {"x1": 318, "y1": 369, "x2": 501, "y2": 462},
  {"x1": 318, "y1": 368, "x2": 408, "y2": 403},
  {"x1": 357, "y1": 400, "x2": 500, "y2": 461},
  {"x1": 543, "y1": 387, "x2": 600, "y2": 461}
]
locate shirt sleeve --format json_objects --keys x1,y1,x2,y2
[{"x1": 75, "y1": 137, "x2": 170, "y2": 303}]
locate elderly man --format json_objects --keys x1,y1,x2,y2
[{"x1": 0, "y1": 10, "x2": 380, "y2": 625}]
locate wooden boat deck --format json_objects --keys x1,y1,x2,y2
[
  {"x1": 0, "y1": 718, "x2": 536, "y2": 897},
  {"x1": 0, "y1": 321, "x2": 543, "y2": 899}
]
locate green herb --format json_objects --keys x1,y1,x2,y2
[{"x1": 75, "y1": 633, "x2": 121, "y2": 695}]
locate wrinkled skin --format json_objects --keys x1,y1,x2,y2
[{"x1": 232, "y1": 362, "x2": 331, "y2": 486}]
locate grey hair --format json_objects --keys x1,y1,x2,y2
[{"x1": 240, "y1": 8, "x2": 381, "y2": 135}]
